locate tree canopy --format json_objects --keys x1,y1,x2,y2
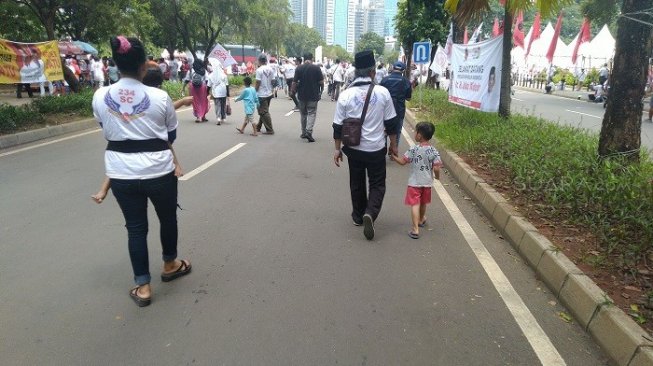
[
  {"x1": 283, "y1": 23, "x2": 324, "y2": 58},
  {"x1": 355, "y1": 32, "x2": 385, "y2": 56}
]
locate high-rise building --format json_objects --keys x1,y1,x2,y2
[
  {"x1": 333, "y1": 0, "x2": 348, "y2": 49},
  {"x1": 314, "y1": 0, "x2": 327, "y2": 41},
  {"x1": 384, "y1": 0, "x2": 398, "y2": 37},
  {"x1": 346, "y1": 0, "x2": 363, "y2": 53},
  {"x1": 325, "y1": 0, "x2": 335, "y2": 45},
  {"x1": 290, "y1": 0, "x2": 306, "y2": 24},
  {"x1": 367, "y1": 0, "x2": 385, "y2": 37}
]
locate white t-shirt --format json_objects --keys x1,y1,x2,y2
[
  {"x1": 333, "y1": 77, "x2": 397, "y2": 152},
  {"x1": 256, "y1": 64, "x2": 275, "y2": 97},
  {"x1": 92, "y1": 78, "x2": 178, "y2": 179},
  {"x1": 207, "y1": 71, "x2": 229, "y2": 98},
  {"x1": 282, "y1": 63, "x2": 296, "y2": 79},
  {"x1": 331, "y1": 64, "x2": 345, "y2": 82},
  {"x1": 92, "y1": 61, "x2": 105, "y2": 81}
]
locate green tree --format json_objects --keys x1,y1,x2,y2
[
  {"x1": 283, "y1": 23, "x2": 324, "y2": 57},
  {"x1": 323, "y1": 44, "x2": 352, "y2": 62},
  {"x1": 356, "y1": 32, "x2": 385, "y2": 56},
  {"x1": 595, "y1": 0, "x2": 653, "y2": 163},
  {"x1": 0, "y1": 2, "x2": 47, "y2": 41},
  {"x1": 248, "y1": 0, "x2": 291, "y2": 54},
  {"x1": 395, "y1": 0, "x2": 449, "y2": 80},
  {"x1": 14, "y1": 0, "x2": 61, "y2": 40},
  {"x1": 444, "y1": 0, "x2": 573, "y2": 118}
]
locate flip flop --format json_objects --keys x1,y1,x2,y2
[
  {"x1": 129, "y1": 286, "x2": 151, "y2": 307},
  {"x1": 161, "y1": 259, "x2": 192, "y2": 282},
  {"x1": 408, "y1": 231, "x2": 420, "y2": 239},
  {"x1": 418, "y1": 219, "x2": 427, "y2": 228}
]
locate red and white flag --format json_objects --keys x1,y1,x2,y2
[
  {"x1": 444, "y1": 22, "x2": 453, "y2": 58},
  {"x1": 492, "y1": 17, "x2": 502, "y2": 37},
  {"x1": 546, "y1": 12, "x2": 564, "y2": 64},
  {"x1": 463, "y1": 27, "x2": 469, "y2": 44},
  {"x1": 208, "y1": 43, "x2": 237, "y2": 67},
  {"x1": 513, "y1": 11, "x2": 524, "y2": 48},
  {"x1": 525, "y1": 13, "x2": 541, "y2": 59},
  {"x1": 571, "y1": 18, "x2": 591, "y2": 64}
]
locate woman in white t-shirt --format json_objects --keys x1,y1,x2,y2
[
  {"x1": 91, "y1": 36, "x2": 191, "y2": 307},
  {"x1": 207, "y1": 67, "x2": 230, "y2": 124}
]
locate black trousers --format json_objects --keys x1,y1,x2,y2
[
  {"x1": 343, "y1": 147, "x2": 387, "y2": 222},
  {"x1": 16, "y1": 83, "x2": 33, "y2": 98}
]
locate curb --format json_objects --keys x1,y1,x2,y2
[
  {"x1": 0, "y1": 118, "x2": 98, "y2": 150},
  {"x1": 405, "y1": 109, "x2": 653, "y2": 366}
]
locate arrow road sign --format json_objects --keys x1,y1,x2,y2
[{"x1": 412, "y1": 42, "x2": 431, "y2": 64}]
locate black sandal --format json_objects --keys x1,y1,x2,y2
[
  {"x1": 161, "y1": 259, "x2": 192, "y2": 282},
  {"x1": 129, "y1": 286, "x2": 152, "y2": 307}
]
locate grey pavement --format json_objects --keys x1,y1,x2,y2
[{"x1": 0, "y1": 91, "x2": 609, "y2": 365}]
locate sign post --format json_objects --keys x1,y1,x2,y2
[{"x1": 412, "y1": 41, "x2": 431, "y2": 108}]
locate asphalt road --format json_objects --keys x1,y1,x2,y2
[
  {"x1": 1, "y1": 91, "x2": 609, "y2": 365},
  {"x1": 511, "y1": 89, "x2": 653, "y2": 153}
]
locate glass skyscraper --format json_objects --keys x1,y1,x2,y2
[
  {"x1": 333, "y1": 0, "x2": 348, "y2": 49},
  {"x1": 384, "y1": 0, "x2": 398, "y2": 36}
]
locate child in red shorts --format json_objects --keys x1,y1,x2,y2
[{"x1": 391, "y1": 122, "x2": 442, "y2": 239}]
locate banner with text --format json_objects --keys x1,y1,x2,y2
[
  {"x1": 449, "y1": 36, "x2": 502, "y2": 112},
  {"x1": 0, "y1": 40, "x2": 63, "y2": 84}
]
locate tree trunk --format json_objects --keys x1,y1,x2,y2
[
  {"x1": 597, "y1": 0, "x2": 653, "y2": 163},
  {"x1": 498, "y1": 5, "x2": 512, "y2": 118}
]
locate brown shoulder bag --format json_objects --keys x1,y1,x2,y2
[{"x1": 341, "y1": 84, "x2": 375, "y2": 147}]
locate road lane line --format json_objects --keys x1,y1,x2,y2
[
  {"x1": 564, "y1": 110, "x2": 601, "y2": 119},
  {"x1": 284, "y1": 110, "x2": 296, "y2": 117},
  {"x1": 401, "y1": 128, "x2": 566, "y2": 366},
  {"x1": 0, "y1": 129, "x2": 101, "y2": 158},
  {"x1": 513, "y1": 97, "x2": 525, "y2": 102},
  {"x1": 179, "y1": 143, "x2": 246, "y2": 181}
]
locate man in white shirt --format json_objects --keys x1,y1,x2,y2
[
  {"x1": 207, "y1": 68, "x2": 230, "y2": 124},
  {"x1": 281, "y1": 59, "x2": 299, "y2": 110},
  {"x1": 255, "y1": 54, "x2": 275, "y2": 134},
  {"x1": 330, "y1": 59, "x2": 345, "y2": 101},
  {"x1": 332, "y1": 50, "x2": 399, "y2": 240}
]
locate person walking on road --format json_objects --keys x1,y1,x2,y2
[
  {"x1": 207, "y1": 66, "x2": 230, "y2": 125},
  {"x1": 380, "y1": 61, "x2": 412, "y2": 150},
  {"x1": 281, "y1": 59, "x2": 299, "y2": 110},
  {"x1": 330, "y1": 59, "x2": 345, "y2": 101},
  {"x1": 332, "y1": 50, "x2": 399, "y2": 240},
  {"x1": 183, "y1": 60, "x2": 211, "y2": 122},
  {"x1": 234, "y1": 76, "x2": 260, "y2": 136},
  {"x1": 92, "y1": 36, "x2": 191, "y2": 307},
  {"x1": 390, "y1": 122, "x2": 442, "y2": 239},
  {"x1": 292, "y1": 53, "x2": 324, "y2": 142},
  {"x1": 255, "y1": 54, "x2": 275, "y2": 134}
]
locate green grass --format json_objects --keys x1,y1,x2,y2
[{"x1": 412, "y1": 89, "x2": 653, "y2": 266}]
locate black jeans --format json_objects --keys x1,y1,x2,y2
[
  {"x1": 110, "y1": 172, "x2": 178, "y2": 285},
  {"x1": 343, "y1": 147, "x2": 387, "y2": 222},
  {"x1": 16, "y1": 83, "x2": 33, "y2": 98}
]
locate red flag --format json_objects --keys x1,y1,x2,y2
[
  {"x1": 492, "y1": 18, "x2": 501, "y2": 37},
  {"x1": 513, "y1": 11, "x2": 524, "y2": 48},
  {"x1": 463, "y1": 27, "x2": 468, "y2": 44},
  {"x1": 546, "y1": 12, "x2": 563, "y2": 64},
  {"x1": 571, "y1": 18, "x2": 591, "y2": 64},
  {"x1": 525, "y1": 13, "x2": 541, "y2": 59}
]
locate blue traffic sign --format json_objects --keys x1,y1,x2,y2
[{"x1": 412, "y1": 42, "x2": 431, "y2": 64}]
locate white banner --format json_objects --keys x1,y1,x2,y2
[
  {"x1": 449, "y1": 36, "x2": 503, "y2": 112},
  {"x1": 207, "y1": 43, "x2": 237, "y2": 67}
]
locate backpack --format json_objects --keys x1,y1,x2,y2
[{"x1": 191, "y1": 72, "x2": 203, "y2": 87}]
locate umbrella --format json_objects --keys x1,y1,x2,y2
[
  {"x1": 73, "y1": 41, "x2": 98, "y2": 55},
  {"x1": 58, "y1": 41, "x2": 84, "y2": 55}
]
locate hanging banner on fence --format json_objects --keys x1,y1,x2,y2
[
  {"x1": 449, "y1": 35, "x2": 503, "y2": 112},
  {"x1": 0, "y1": 40, "x2": 63, "y2": 84}
]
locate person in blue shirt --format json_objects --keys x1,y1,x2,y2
[
  {"x1": 235, "y1": 76, "x2": 261, "y2": 136},
  {"x1": 380, "y1": 61, "x2": 412, "y2": 150}
]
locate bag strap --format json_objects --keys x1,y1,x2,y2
[{"x1": 360, "y1": 84, "x2": 375, "y2": 125}]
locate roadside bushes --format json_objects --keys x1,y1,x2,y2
[
  {"x1": 32, "y1": 88, "x2": 93, "y2": 116},
  {"x1": 0, "y1": 103, "x2": 43, "y2": 134},
  {"x1": 412, "y1": 89, "x2": 653, "y2": 266}
]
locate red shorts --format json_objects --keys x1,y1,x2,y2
[{"x1": 404, "y1": 186, "x2": 432, "y2": 206}]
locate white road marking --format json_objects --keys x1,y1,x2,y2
[
  {"x1": 513, "y1": 97, "x2": 525, "y2": 102},
  {"x1": 284, "y1": 110, "x2": 296, "y2": 117},
  {"x1": 0, "y1": 129, "x2": 101, "y2": 158},
  {"x1": 564, "y1": 110, "x2": 601, "y2": 119},
  {"x1": 402, "y1": 128, "x2": 566, "y2": 366},
  {"x1": 179, "y1": 143, "x2": 246, "y2": 181}
]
